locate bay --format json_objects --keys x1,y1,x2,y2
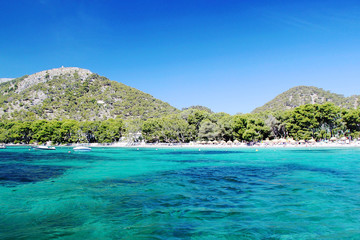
[{"x1": 1, "y1": 147, "x2": 360, "y2": 239}]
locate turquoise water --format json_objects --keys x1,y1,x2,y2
[{"x1": 1, "y1": 147, "x2": 360, "y2": 239}]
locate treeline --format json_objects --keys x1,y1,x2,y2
[
  {"x1": 0, "y1": 119, "x2": 124, "y2": 144},
  {"x1": 141, "y1": 103, "x2": 360, "y2": 143},
  {"x1": 0, "y1": 103, "x2": 360, "y2": 144}
]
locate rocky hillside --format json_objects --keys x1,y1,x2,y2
[
  {"x1": 0, "y1": 67, "x2": 178, "y2": 120},
  {"x1": 252, "y1": 86, "x2": 360, "y2": 113},
  {"x1": 0, "y1": 78, "x2": 13, "y2": 84}
]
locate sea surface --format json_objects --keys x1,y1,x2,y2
[{"x1": 1, "y1": 147, "x2": 360, "y2": 239}]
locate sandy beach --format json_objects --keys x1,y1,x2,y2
[
  {"x1": 5, "y1": 140, "x2": 360, "y2": 149},
  {"x1": 82, "y1": 140, "x2": 360, "y2": 149}
]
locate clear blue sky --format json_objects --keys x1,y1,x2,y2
[{"x1": 1, "y1": 0, "x2": 360, "y2": 114}]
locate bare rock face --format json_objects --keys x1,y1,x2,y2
[
  {"x1": 0, "y1": 66, "x2": 179, "y2": 121},
  {"x1": 0, "y1": 78, "x2": 14, "y2": 84},
  {"x1": 15, "y1": 67, "x2": 92, "y2": 93}
]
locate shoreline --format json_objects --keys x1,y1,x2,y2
[
  {"x1": 4, "y1": 142, "x2": 360, "y2": 149},
  {"x1": 122, "y1": 143, "x2": 360, "y2": 149}
]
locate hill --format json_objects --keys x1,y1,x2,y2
[
  {"x1": 0, "y1": 78, "x2": 13, "y2": 84},
  {"x1": 0, "y1": 67, "x2": 178, "y2": 121},
  {"x1": 252, "y1": 86, "x2": 360, "y2": 113}
]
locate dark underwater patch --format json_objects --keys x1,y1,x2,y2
[
  {"x1": 280, "y1": 163, "x2": 345, "y2": 176},
  {"x1": 0, "y1": 163, "x2": 70, "y2": 186},
  {"x1": 287, "y1": 149, "x2": 339, "y2": 154},
  {"x1": 117, "y1": 163, "x2": 346, "y2": 195},
  {"x1": 102, "y1": 178, "x2": 141, "y2": 185},
  {"x1": 166, "y1": 150, "x2": 252, "y2": 155},
  {"x1": 0, "y1": 149, "x2": 109, "y2": 166},
  {"x1": 99, "y1": 163, "x2": 345, "y2": 193}
]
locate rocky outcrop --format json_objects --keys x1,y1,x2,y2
[
  {"x1": 0, "y1": 67, "x2": 178, "y2": 121},
  {"x1": 0, "y1": 78, "x2": 14, "y2": 84},
  {"x1": 15, "y1": 67, "x2": 92, "y2": 93}
]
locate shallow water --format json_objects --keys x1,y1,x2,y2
[{"x1": 1, "y1": 147, "x2": 360, "y2": 239}]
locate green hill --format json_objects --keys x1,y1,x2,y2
[
  {"x1": 252, "y1": 86, "x2": 360, "y2": 113},
  {"x1": 0, "y1": 67, "x2": 178, "y2": 120}
]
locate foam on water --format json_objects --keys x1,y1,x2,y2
[{"x1": 1, "y1": 147, "x2": 360, "y2": 239}]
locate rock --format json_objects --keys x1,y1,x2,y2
[
  {"x1": 0, "y1": 78, "x2": 14, "y2": 84},
  {"x1": 15, "y1": 67, "x2": 92, "y2": 93}
]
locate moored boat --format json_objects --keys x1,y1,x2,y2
[
  {"x1": 73, "y1": 146, "x2": 92, "y2": 151},
  {"x1": 0, "y1": 144, "x2": 6, "y2": 149},
  {"x1": 34, "y1": 145, "x2": 56, "y2": 150}
]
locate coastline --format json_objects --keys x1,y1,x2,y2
[
  {"x1": 122, "y1": 143, "x2": 360, "y2": 149},
  {"x1": 5, "y1": 142, "x2": 360, "y2": 149}
]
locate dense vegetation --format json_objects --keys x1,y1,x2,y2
[
  {"x1": 1, "y1": 68, "x2": 360, "y2": 144},
  {"x1": 141, "y1": 103, "x2": 360, "y2": 143},
  {"x1": 0, "y1": 71, "x2": 178, "y2": 121},
  {"x1": 252, "y1": 86, "x2": 360, "y2": 113},
  {"x1": 0, "y1": 119, "x2": 125, "y2": 144},
  {"x1": 1, "y1": 103, "x2": 359, "y2": 144}
]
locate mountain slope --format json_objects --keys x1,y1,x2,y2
[
  {"x1": 0, "y1": 78, "x2": 14, "y2": 84},
  {"x1": 0, "y1": 67, "x2": 178, "y2": 120},
  {"x1": 252, "y1": 86, "x2": 360, "y2": 113}
]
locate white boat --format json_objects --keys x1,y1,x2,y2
[
  {"x1": 73, "y1": 146, "x2": 92, "y2": 151},
  {"x1": 34, "y1": 145, "x2": 56, "y2": 150},
  {"x1": 0, "y1": 144, "x2": 6, "y2": 149}
]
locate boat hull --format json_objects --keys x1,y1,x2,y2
[
  {"x1": 73, "y1": 147, "x2": 92, "y2": 151},
  {"x1": 33, "y1": 146, "x2": 56, "y2": 150}
]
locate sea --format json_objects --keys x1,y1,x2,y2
[{"x1": 1, "y1": 146, "x2": 360, "y2": 239}]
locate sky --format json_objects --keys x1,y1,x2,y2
[{"x1": 1, "y1": 0, "x2": 360, "y2": 114}]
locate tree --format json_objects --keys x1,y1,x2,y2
[
  {"x1": 31, "y1": 120, "x2": 54, "y2": 144},
  {"x1": 182, "y1": 105, "x2": 213, "y2": 113},
  {"x1": 265, "y1": 115, "x2": 283, "y2": 139},
  {"x1": 182, "y1": 109, "x2": 210, "y2": 131},
  {"x1": 316, "y1": 103, "x2": 341, "y2": 138},
  {"x1": 8, "y1": 121, "x2": 33, "y2": 143},
  {"x1": 96, "y1": 119, "x2": 124, "y2": 143},
  {"x1": 142, "y1": 115, "x2": 192, "y2": 143},
  {"x1": 142, "y1": 118, "x2": 162, "y2": 143},
  {"x1": 232, "y1": 115, "x2": 247, "y2": 140},
  {"x1": 286, "y1": 104, "x2": 319, "y2": 140},
  {"x1": 285, "y1": 103, "x2": 342, "y2": 140},
  {"x1": 342, "y1": 109, "x2": 360, "y2": 138},
  {"x1": 198, "y1": 119, "x2": 220, "y2": 141},
  {"x1": 216, "y1": 113, "x2": 233, "y2": 141},
  {"x1": 232, "y1": 115, "x2": 270, "y2": 142},
  {"x1": 53, "y1": 120, "x2": 81, "y2": 143},
  {"x1": 80, "y1": 121, "x2": 100, "y2": 143}
]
